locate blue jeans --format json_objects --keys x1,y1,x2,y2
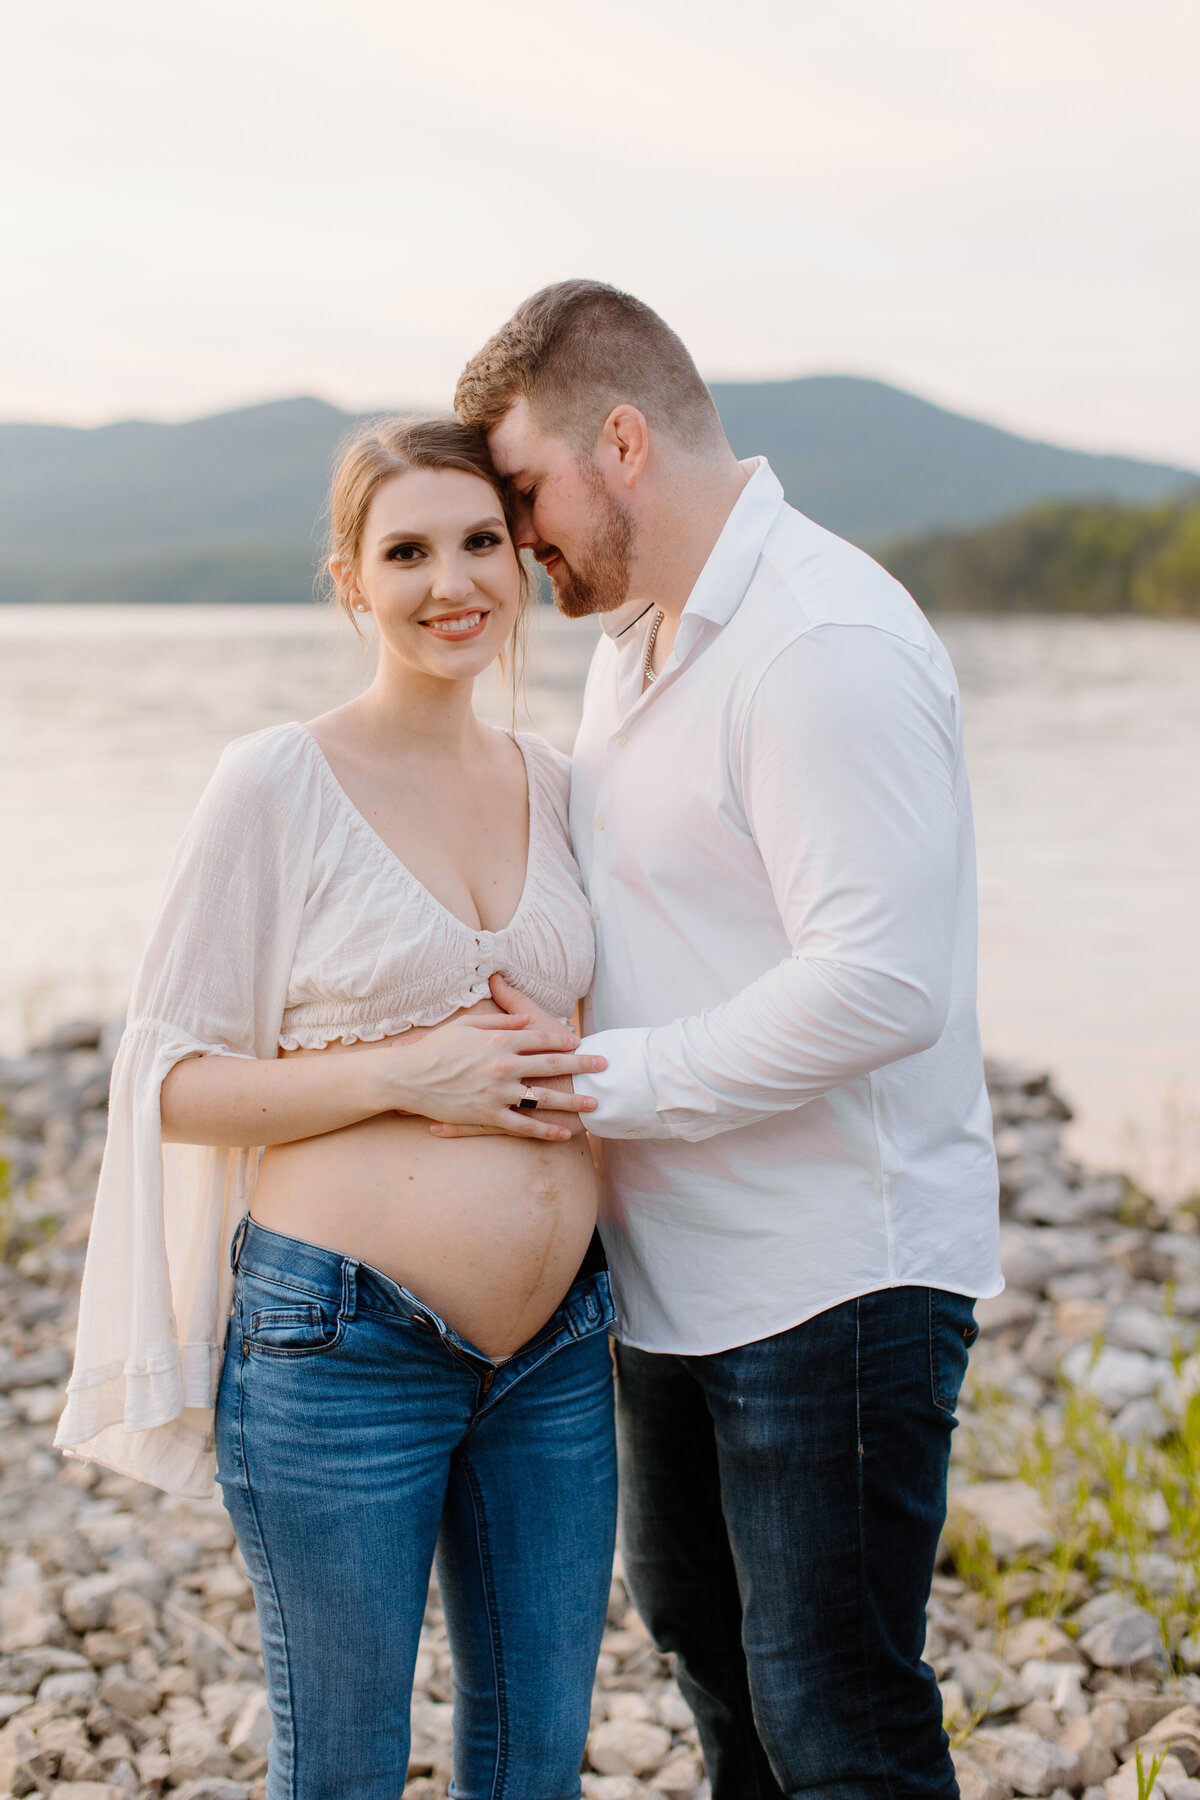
[
  {"x1": 216, "y1": 1218, "x2": 618, "y2": 1800},
  {"x1": 615, "y1": 1286, "x2": 978, "y2": 1800}
]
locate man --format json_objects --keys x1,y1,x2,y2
[{"x1": 455, "y1": 280, "x2": 1001, "y2": 1800}]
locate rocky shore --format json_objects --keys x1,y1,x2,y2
[{"x1": 2, "y1": 1022, "x2": 1200, "y2": 1800}]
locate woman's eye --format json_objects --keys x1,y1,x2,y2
[
  {"x1": 387, "y1": 543, "x2": 423, "y2": 563},
  {"x1": 465, "y1": 532, "x2": 503, "y2": 552}
]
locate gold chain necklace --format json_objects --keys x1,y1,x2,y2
[{"x1": 642, "y1": 610, "x2": 665, "y2": 686}]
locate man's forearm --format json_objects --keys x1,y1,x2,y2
[{"x1": 574, "y1": 951, "x2": 948, "y2": 1142}]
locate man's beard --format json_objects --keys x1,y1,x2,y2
[{"x1": 544, "y1": 456, "x2": 637, "y2": 619}]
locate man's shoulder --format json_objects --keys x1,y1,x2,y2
[{"x1": 754, "y1": 504, "x2": 931, "y2": 649}]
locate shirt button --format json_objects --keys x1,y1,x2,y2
[
  {"x1": 616, "y1": 732, "x2": 628, "y2": 746},
  {"x1": 625, "y1": 1129, "x2": 641, "y2": 1139},
  {"x1": 596, "y1": 815, "x2": 606, "y2": 831}
]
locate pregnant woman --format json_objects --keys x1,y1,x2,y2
[{"x1": 57, "y1": 418, "x2": 616, "y2": 1800}]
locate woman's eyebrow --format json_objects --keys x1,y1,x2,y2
[{"x1": 377, "y1": 516, "x2": 506, "y2": 545}]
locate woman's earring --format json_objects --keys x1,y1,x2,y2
[{"x1": 354, "y1": 604, "x2": 368, "y2": 614}]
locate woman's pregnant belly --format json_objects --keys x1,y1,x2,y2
[{"x1": 250, "y1": 1004, "x2": 599, "y2": 1361}]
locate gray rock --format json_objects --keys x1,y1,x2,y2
[
  {"x1": 1106, "y1": 1758, "x2": 1171, "y2": 1800},
  {"x1": 48, "y1": 1786, "x2": 127, "y2": 1800},
  {"x1": 1136, "y1": 1707, "x2": 1200, "y2": 1776},
  {"x1": 968, "y1": 1725, "x2": 1082, "y2": 1796},
  {"x1": 1071, "y1": 1590, "x2": 1130, "y2": 1632},
  {"x1": 950, "y1": 1649, "x2": 1025, "y2": 1716},
  {"x1": 582, "y1": 1779, "x2": 658, "y2": 1800},
  {"x1": 407, "y1": 1693, "x2": 453, "y2": 1778},
  {"x1": 946, "y1": 1481, "x2": 1054, "y2": 1558},
  {"x1": 0, "y1": 1715, "x2": 52, "y2": 1793},
  {"x1": 171, "y1": 1783, "x2": 253, "y2": 1800},
  {"x1": 654, "y1": 1685, "x2": 694, "y2": 1732},
  {"x1": 1059, "y1": 1342, "x2": 1167, "y2": 1412},
  {"x1": 1095, "y1": 1550, "x2": 1192, "y2": 1598},
  {"x1": 166, "y1": 1715, "x2": 232, "y2": 1780},
  {"x1": 1112, "y1": 1396, "x2": 1172, "y2": 1443},
  {"x1": 1000, "y1": 1226, "x2": 1105, "y2": 1293},
  {"x1": 1159, "y1": 1768, "x2": 1200, "y2": 1800},
  {"x1": 588, "y1": 1719, "x2": 674, "y2": 1778},
  {"x1": 62, "y1": 1573, "x2": 128, "y2": 1634},
  {"x1": 0, "y1": 1348, "x2": 71, "y2": 1391},
  {"x1": 41, "y1": 1020, "x2": 104, "y2": 1054},
  {"x1": 1058, "y1": 1714, "x2": 1119, "y2": 1787},
  {"x1": 951, "y1": 1749, "x2": 1014, "y2": 1800},
  {"x1": 227, "y1": 1689, "x2": 271, "y2": 1760},
  {"x1": 1107, "y1": 1306, "x2": 1181, "y2": 1359},
  {"x1": 0, "y1": 1582, "x2": 65, "y2": 1653},
  {"x1": 1078, "y1": 1607, "x2": 1165, "y2": 1670},
  {"x1": 1013, "y1": 1177, "x2": 1124, "y2": 1227},
  {"x1": 650, "y1": 1751, "x2": 703, "y2": 1799},
  {"x1": 975, "y1": 1289, "x2": 1040, "y2": 1335},
  {"x1": 1001, "y1": 1618, "x2": 1079, "y2": 1668},
  {"x1": 37, "y1": 1668, "x2": 99, "y2": 1706},
  {"x1": 1018, "y1": 1659, "x2": 1087, "y2": 1715},
  {"x1": 97, "y1": 1665, "x2": 159, "y2": 1719}
]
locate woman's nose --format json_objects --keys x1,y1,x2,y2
[{"x1": 427, "y1": 556, "x2": 475, "y2": 602}]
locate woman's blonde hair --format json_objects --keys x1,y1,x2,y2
[{"x1": 322, "y1": 414, "x2": 532, "y2": 686}]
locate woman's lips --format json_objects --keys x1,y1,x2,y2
[{"x1": 420, "y1": 610, "x2": 489, "y2": 641}]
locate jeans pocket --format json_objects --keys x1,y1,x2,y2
[
  {"x1": 930, "y1": 1289, "x2": 977, "y2": 1415},
  {"x1": 245, "y1": 1302, "x2": 344, "y2": 1357}
]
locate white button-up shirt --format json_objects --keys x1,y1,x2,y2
[{"x1": 571, "y1": 459, "x2": 1001, "y2": 1354}]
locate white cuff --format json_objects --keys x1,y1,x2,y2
[{"x1": 573, "y1": 1028, "x2": 674, "y2": 1139}]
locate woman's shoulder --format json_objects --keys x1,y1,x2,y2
[
  {"x1": 514, "y1": 729, "x2": 572, "y2": 797},
  {"x1": 195, "y1": 722, "x2": 321, "y2": 830},
  {"x1": 211, "y1": 720, "x2": 316, "y2": 790}
]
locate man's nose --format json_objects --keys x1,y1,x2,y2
[{"x1": 512, "y1": 497, "x2": 538, "y2": 551}]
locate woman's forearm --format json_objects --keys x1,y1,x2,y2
[
  {"x1": 159, "y1": 1014, "x2": 607, "y2": 1149},
  {"x1": 161, "y1": 1049, "x2": 389, "y2": 1147}
]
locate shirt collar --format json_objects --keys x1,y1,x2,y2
[{"x1": 600, "y1": 456, "x2": 785, "y2": 642}]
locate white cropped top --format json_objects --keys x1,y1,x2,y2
[{"x1": 55, "y1": 722, "x2": 595, "y2": 1496}]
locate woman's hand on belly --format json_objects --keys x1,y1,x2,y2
[
  {"x1": 377, "y1": 1013, "x2": 606, "y2": 1143},
  {"x1": 428, "y1": 976, "x2": 595, "y2": 1143}
]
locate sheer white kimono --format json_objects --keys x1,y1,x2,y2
[{"x1": 54, "y1": 722, "x2": 593, "y2": 1495}]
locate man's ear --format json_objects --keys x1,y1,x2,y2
[{"x1": 599, "y1": 404, "x2": 650, "y2": 488}]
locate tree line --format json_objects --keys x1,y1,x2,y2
[{"x1": 881, "y1": 496, "x2": 1200, "y2": 618}]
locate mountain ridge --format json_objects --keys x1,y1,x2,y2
[{"x1": 1, "y1": 377, "x2": 1195, "y2": 603}]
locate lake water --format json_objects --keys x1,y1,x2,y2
[{"x1": 2, "y1": 605, "x2": 1197, "y2": 1196}]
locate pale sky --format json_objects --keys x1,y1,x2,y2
[{"x1": 4, "y1": 0, "x2": 1199, "y2": 467}]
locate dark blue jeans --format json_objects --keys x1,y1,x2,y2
[
  {"x1": 216, "y1": 1219, "x2": 618, "y2": 1800},
  {"x1": 615, "y1": 1286, "x2": 977, "y2": 1800}
]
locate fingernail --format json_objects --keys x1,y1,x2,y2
[{"x1": 588, "y1": 1057, "x2": 607, "y2": 1071}]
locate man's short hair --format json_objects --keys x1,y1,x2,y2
[{"x1": 455, "y1": 279, "x2": 726, "y2": 455}]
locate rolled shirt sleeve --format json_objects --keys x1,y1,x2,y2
[{"x1": 575, "y1": 624, "x2": 962, "y2": 1140}]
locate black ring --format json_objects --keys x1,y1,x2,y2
[{"x1": 517, "y1": 1094, "x2": 539, "y2": 1112}]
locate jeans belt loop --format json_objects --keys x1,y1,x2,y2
[
  {"x1": 341, "y1": 1258, "x2": 359, "y2": 1322},
  {"x1": 229, "y1": 1213, "x2": 249, "y2": 1272}
]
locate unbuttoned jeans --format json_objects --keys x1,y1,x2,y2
[
  {"x1": 216, "y1": 1219, "x2": 618, "y2": 1800},
  {"x1": 615, "y1": 1286, "x2": 978, "y2": 1800}
]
